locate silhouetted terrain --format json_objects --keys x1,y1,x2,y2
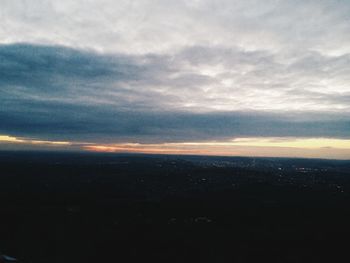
[{"x1": 1, "y1": 151, "x2": 350, "y2": 262}]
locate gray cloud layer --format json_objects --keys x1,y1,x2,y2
[
  {"x1": 1, "y1": 44, "x2": 349, "y2": 143},
  {"x1": 2, "y1": 0, "x2": 350, "y2": 56}
]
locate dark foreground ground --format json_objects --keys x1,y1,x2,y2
[{"x1": 1, "y1": 151, "x2": 350, "y2": 263}]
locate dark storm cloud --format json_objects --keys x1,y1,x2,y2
[
  {"x1": 1, "y1": 101, "x2": 350, "y2": 143},
  {"x1": 1, "y1": 43, "x2": 350, "y2": 143},
  {"x1": 0, "y1": 43, "x2": 143, "y2": 92}
]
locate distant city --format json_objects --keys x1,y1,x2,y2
[{"x1": 1, "y1": 151, "x2": 349, "y2": 262}]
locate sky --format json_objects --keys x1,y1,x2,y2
[{"x1": 1, "y1": 0, "x2": 350, "y2": 159}]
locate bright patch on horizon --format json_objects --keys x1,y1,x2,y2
[
  {"x1": 83, "y1": 137, "x2": 350, "y2": 159},
  {"x1": 0, "y1": 135, "x2": 71, "y2": 146},
  {"x1": 178, "y1": 138, "x2": 350, "y2": 149}
]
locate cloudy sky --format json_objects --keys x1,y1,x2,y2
[{"x1": 1, "y1": 0, "x2": 350, "y2": 159}]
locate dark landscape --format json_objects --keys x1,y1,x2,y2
[{"x1": 1, "y1": 151, "x2": 350, "y2": 263}]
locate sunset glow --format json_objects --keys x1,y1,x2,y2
[{"x1": 83, "y1": 138, "x2": 350, "y2": 159}]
